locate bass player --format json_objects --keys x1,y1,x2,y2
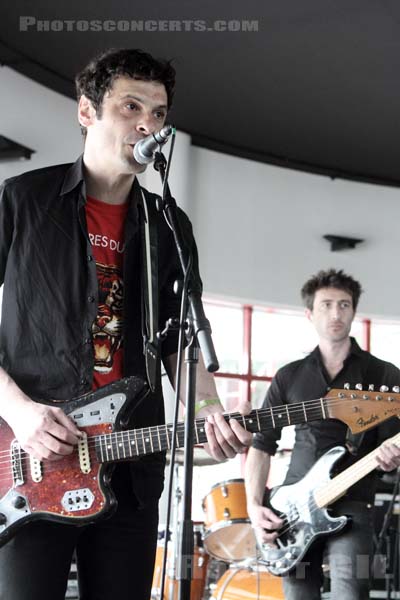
[{"x1": 245, "y1": 268, "x2": 400, "y2": 600}]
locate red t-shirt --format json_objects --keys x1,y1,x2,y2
[{"x1": 85, "y1": 196, "x2": 129, "y2": 389}]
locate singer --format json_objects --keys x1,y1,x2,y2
[{"x1": 0, "y1": 48, "x2": 252, "y2": 600}]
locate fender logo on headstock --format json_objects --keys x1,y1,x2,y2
[
  {"x1": 356, "y1": 414, "x2": 379, "y2": 428},
  {"x1": 384, "y1": 407, "x2": 400, "y2": 416}
]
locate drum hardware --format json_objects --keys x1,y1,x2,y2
[
  {"x1": 152, "y1": 530, "x2": 209, "y2": 600},
  {"x1": 204, "y1": 559, "x2": 229, "y2": 599},
  {"x1": 154, "y1": 473, "x2": 283, "y2": 598},
  {"x1": 152, "y1": 460, "x2": 209, "y2": 600},
  {"x1": 210, "y1": 565, "x2": 284, "y2": 600},
  {"x1": 202, "y1": 478, "x2": 257, "y2": 563}
]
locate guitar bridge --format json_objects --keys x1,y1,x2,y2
[{"x1": 11, "y1": 440, "x2": 24, "y2": 486}]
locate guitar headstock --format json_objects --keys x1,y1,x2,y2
[{"x1": 324, "y1": 385, "x2": 400, "y2": 433}]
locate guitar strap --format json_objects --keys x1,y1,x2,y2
[
  {"x1": 345, "y1": 355, "x2": 385, "y2": 455},
  {"x1": 140, "y1": 189, "x2": 160, "y2": 392}
]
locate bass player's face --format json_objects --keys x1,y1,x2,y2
[{"x1": 306, "y1": 287, "x2": 355, "y2": 343}]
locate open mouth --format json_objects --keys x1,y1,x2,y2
[{"x1": 93, "y1": 331, "x2": 121, "y2": 373}]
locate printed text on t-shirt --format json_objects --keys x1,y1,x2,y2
[{"x1": 89, "y1": 233, "x2": 125, "y2": 254}]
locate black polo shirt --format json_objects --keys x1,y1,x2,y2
[
  {"x1": 253, "y1": 338, "x2": 400, "y2": 502},
  {"x1": 0, "y1": 156, "x2": 200, "y2": 500}
]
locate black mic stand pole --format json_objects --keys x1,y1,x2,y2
[{"x1": 153, "y1": 151, "x2": 219, "y2": 600}]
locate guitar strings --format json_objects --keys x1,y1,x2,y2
[
  {"x1": 0, "y1": 393, "x2": 393, "y2": 482},
  {"x1": 262, "y1": 432, "x2": 400, "y2": 544},
  {"x1": 0, "y1": 394, "x2": 397, "y2": 480},
  {"x1": 0, "y1": 393, "x2": 351, "y2": 467}
]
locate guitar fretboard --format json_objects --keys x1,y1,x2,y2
[
  {"x1": 94, "y1": 398, "x2": 328, "y2": 463},
  {"x1": 314, "y1": 430, "x2": 400, "y2": 508}
]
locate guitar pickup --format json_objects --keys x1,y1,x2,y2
[
  {"x1": 30, "y1": 456, "x2": 42, "y2": 483},
  {"x1": 78, "y1": 432, "x2": 91, "y2": 474}
]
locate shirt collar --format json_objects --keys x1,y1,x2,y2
[
  {"x1": 309, "y1": 336, "x2": 364, "y2": 365},
  {"x1": 60, "y1": 154, "x2": 85, "y2": 196},
  {"x1": 59, "y1": 154, "x2": 143, "y2": 210}
]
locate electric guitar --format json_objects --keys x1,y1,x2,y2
[
  {"x1": 0, "y1": 377, "x2": 399, "y2": 547},
  {"x1": 258, "y1": 430, "x2": 400, "y2": 576}
]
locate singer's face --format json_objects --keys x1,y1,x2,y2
[{"x1": 80, "y1": 76, "x2": 168, "y2": 175}]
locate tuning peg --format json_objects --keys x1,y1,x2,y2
[
  {"x1": 368, "y1": 384, "x2": 374, "y2": 391},
  {"x1": 380, "y1": 385, "x2": 389, "y2": 392},
  {"x1": 344, "y1": 383, "x2": 350, "y2": 390},
  {"x1": 393, "y1": 386, "x2": 400, "y2": 393},
  {"x1": 355, "y1": 383, "x2": 363, "y2": 390}
]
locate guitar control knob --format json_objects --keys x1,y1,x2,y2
[
  {"x1": 13, "y1": 496, "x2": 26, "y2": 509},
  {"x1": 0, "y1": 513, "x2": 7, "y2": 525}
]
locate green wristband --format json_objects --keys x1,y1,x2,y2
[{"x1": 194, "y1": 397, "x2": 222, "y2": 415}]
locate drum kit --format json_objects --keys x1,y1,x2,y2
[{"x1": 151, "y1": 474, "x2": 284, "y2": 600}]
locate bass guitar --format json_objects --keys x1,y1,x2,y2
[
  {"x1": 258, "y1": 430, "x2": 400, "y2": 576},
  {"x1": 0, "y1": 378, "x2": 399, "y2": 547}
]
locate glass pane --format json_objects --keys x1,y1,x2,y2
[
  {"x1": 204, "y1": 301, "x2": 243, "y2": 374},
  {"x1": 252, "y1": 308, "x2": 367, "y2": 377},
  {"x1": 251, "y1": 309, "x2": 317, "y2": 377},
  {"x1": 251, "y1": 379, "x2": 295, "y2": 453},
  {"x1": 370, "y1": 321, "x2": 400, "y2": 369},
  {"x1": 350, "y1": 319, "x2": 367, "y2": 350},
  {"x1": 251, "y1": 380, "x2": 270, "y2": 409},
  {"x1": 214, "y1": 377, "x2": 247, "y2": 412}
]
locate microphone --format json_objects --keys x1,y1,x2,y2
[{"x1": 133, "y1": 125, "x2": 173, "y2": 164}]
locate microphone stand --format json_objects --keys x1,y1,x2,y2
[{"x1": 153, "y1": 150, "x2": 219, "y2": 600}]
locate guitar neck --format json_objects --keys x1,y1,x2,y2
[
  {"x1": 94, "y1": 398, "x2": 329, "y2": 463},
  {"x1": 314, "y1": 431, "x2": 400, "y2": 508}
]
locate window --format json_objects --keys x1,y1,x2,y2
[
  {"x1": 204, "y1": 298, "x2": 400, "y2": 472},
  {"x1": 205, "y1": 299, "x2": 374, "y2": 411},
  {"x1": 370, "y1": 320, "x2": 400, "y2": 367}
]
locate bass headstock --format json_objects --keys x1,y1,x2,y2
[{"x1": 324, "y1": 385, "x2": 400, "y2": 433}]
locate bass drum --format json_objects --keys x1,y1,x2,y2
[
  {"x1": 211, "y1": 567, "x2": 284, "y2": 600},
  {"x1": 202, "y1": 479, "x2": 256, "y2": 562}
]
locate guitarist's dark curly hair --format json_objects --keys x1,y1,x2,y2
[{"x1": 301, "y1": 268, "x2": 363, "y2": 311}]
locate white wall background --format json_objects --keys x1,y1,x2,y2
[
  {"x1": 190, "y1": 148, "x2": 400, "y2": 318},
  {"x1": 1, "y1": 65, "x2": 400, "y2": 319},
  {"x1": 0, "y1": 67, "x2": 83, "y2": 180}
]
